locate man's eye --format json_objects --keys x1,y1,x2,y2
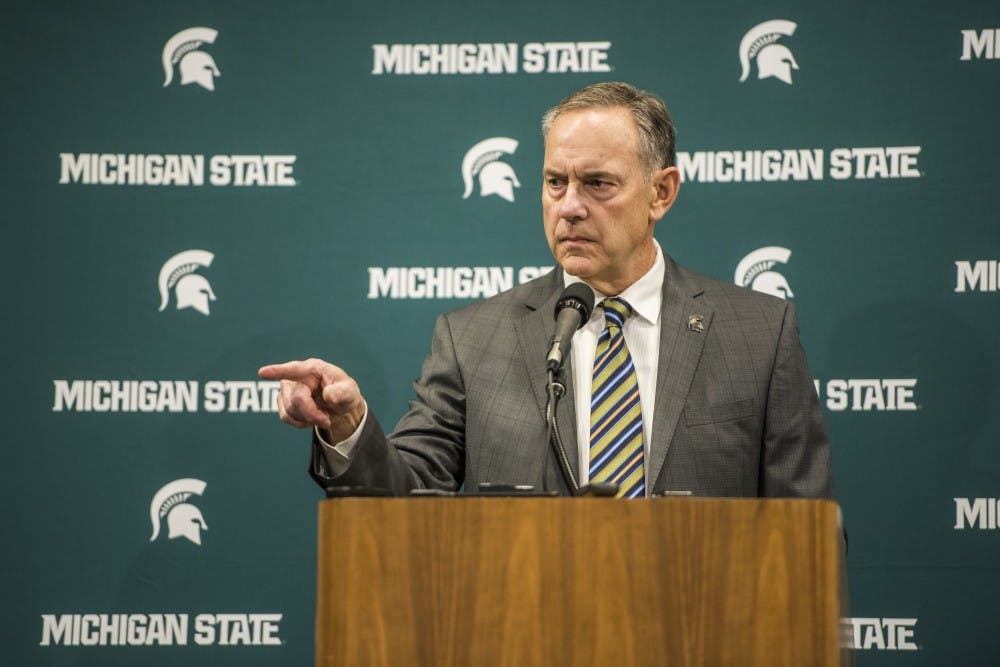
[
  {"x1": 587, "y1": 179, "x2": 609, "y2": 188},
  {"x1": 546, "y1": 178, "x2": 565, "y2": 187}
]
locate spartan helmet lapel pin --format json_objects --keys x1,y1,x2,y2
[{"x1": 687, "y1": 315, "x2": 705, "y2": 334}]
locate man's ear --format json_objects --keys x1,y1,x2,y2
[{"x1": 648, "y1": 166, "x2": 680, "y2": 222}]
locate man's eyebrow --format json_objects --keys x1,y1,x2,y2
[
  {"x1": 542, "y1": 167, "x2": 618, "y2": 180},
  {"x1": 579, "y1": 170, "x2": 617, "y2": 180}
]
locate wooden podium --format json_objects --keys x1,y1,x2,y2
[{"x1": 316, "y1": 497, "x2": 847, "y2": 667}]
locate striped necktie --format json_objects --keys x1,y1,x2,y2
[{"x1": 589, "y1": 297, "x2": 645, "y2": 498}]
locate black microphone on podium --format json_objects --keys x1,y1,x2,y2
[
  {"x1": 545, "y1": 283, "x2": 595, "y2": 373},
  {"x1": 543, "y1": 283, "x2": 595, "y2": 496}
]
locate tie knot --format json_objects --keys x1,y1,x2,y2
[{"x1": 601, "y1": 297, "x2": 632, "y2": 328}]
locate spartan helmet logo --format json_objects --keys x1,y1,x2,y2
[
  {"x1": 162, "y1": 27, "x2": 221, "y2": 91},
  {"x1": 461, "y1": 137, "x2": 521, "y2": 203},
  {"x1": 735, "y1": 246, "x2": 795, "y2": 300},
  {"x1": 149, "y1": 478, "x2": 208, "y2": 546},
  {"x1": 158, "y1": 250, "x2": 216, "y2": 316},
  {"x1": 738, "y1": 20, "x2": 799, "y2": 85}
]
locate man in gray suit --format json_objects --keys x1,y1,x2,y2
[{"x1": 259, "y1": 82, "x2": 833, "y2": 499}]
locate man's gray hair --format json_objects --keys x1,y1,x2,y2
[{"x1": 541, "y1": 81, "x2": 677, "y2": 172}]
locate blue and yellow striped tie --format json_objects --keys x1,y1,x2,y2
[{"x1": 589, "y1": 297, "x2": 645, "y2": 498}]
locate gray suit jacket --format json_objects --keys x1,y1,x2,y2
[{"x1": 311, "y1": 253, "x2": 834, "y2": 498}]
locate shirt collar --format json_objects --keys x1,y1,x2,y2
[{"x1": 563, "y1": 240, "x2": 664, "y2": 325}]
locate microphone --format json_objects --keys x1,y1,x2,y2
[{"x1": 545, "y1": 283, "x2": 595, "y2": 373}]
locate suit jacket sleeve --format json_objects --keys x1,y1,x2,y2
[
  {"x1": 761, "y1": 302, "x2": 834, "y2": 498},
  {"x1": 309, "y1": 312, "x2": 467, "y2": 494}
]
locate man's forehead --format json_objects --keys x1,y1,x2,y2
[
  {"x1": 544, "y1": 107, "x2": 642, "y2": 169},
  {"x1": 552, "y1": 103, "x2": 631, "y2": 121},
  {"x1": 547, "y1": 106, "x2": 638, "y2": 144}
]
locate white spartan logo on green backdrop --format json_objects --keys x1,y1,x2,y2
[
  {"x1": 738, "y1": 20, "x2": 799, "y2": 85},
  {"x1": 162, "y1": 26, "x2": 221, "y2": 91},
  {"x1": 158, "y1": 249, "x2": 216, "y2": 316},
  {"x1": 735, "y1": 246, "x2": 795, "y2": 299},
  {"x1": 462, "y1": 137, "x2": 520, "y2": 203},
  {"x1": 149, "y1": 478, "x2": 208, "y2": 546}
]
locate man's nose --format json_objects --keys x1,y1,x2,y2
[{"x1": 559, "y1": 183, "x2": 587, "y2": 221}]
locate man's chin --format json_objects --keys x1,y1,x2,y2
[{"x1": 558, "y1": 257, "x2": 598, "y2": 280}]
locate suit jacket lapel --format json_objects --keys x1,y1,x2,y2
[
  {"x1": 512, "y1": 270, "x2": 580, "y2": 490},
  {"x1": 648, "y1": 254, "x2": 712, "y2": 490}
]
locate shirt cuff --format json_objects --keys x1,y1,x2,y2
[{"x1": 314, "y1": 404, "x2": 369, "y2": 477}]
